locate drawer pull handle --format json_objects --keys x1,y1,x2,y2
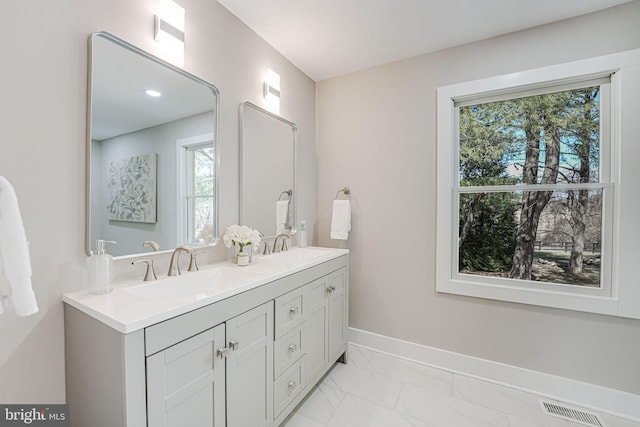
[
  {"x1": 327, "y1": 285, "x2": 336, "y2": 294},
  {"x1": 289, "y1": 307, "x2": 299, "y2": 315},
  {"x1": 288, "y1": 344, "x2": 297, "y2": 353},
  {"x1": 288, "y1": 380, "x2": 297, "y2": 390},
  {"x1": 229, "y1": 340, "x2": 240, "y2": 351},
  {"x1": 216, "y1": 347, "x2": 228, "y2": 359}
]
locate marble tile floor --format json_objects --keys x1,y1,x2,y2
[{"x1": 282, "y1": 344, "x2": 640, "y2": 427}]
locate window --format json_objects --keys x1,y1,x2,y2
[
  {"x1": 457, "y1": 81, "x2": 611, "y2": 296},
  {"x1": 436, "y1": 49, "x2": 640, "y2": 318},
  {"x1": 177, "y1": 134, "x2": 215, "y2": 245}
]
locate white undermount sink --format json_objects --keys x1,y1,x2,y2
[{"x1": 123, "y1": 266, "x2": 254, "y2": 300}]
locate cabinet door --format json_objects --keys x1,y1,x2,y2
[
  {"x1": 328, "y1": 268, "x2": 348, "y2": 362},
  {"x1": 146, "y1": 324, "x2": 226, "y2": 427},
  {"x1": 226, "y1": 302, "x2": 274, "y2": 427},
  {"x1": 304, "y1": 276, "x2": 329, "y2": 382}
]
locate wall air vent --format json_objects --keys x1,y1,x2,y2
[{"x1": 540, "y1": 400, "x2": 604, "y2": 427}]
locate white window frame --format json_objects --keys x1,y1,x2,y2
[
  {"x1": 436, "y1": 49, "x2": 640, "y2": 319},
  {"x1": 176, "y1": 133, "x2": 214, "y2": 245}
]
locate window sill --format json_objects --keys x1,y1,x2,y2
[{"x1": 436, "y1": 277, "x2": 619, "y2": 317}]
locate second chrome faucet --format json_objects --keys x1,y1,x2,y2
[
  {"x1": 168, "y1": 246, "x2": 206, "y2": 276},
  {"x1": 134, "y1": 245, "x2": 205, "y2": 281}
]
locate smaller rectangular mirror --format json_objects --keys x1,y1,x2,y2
[{"x1": 239, "y1": 102, "x2": 297, "y2": 237}]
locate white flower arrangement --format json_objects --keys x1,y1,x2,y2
[{"x1": 223, "y1": 225, "x2": 261, "y2": 253}]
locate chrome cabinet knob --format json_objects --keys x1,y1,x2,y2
[{"x1": 229, "y1": 340, "x2": 240, "y2": 351}]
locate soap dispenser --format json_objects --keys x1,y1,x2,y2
[
  {"x1": 299, "y1": 220, "x2": 308, "y2": 248},
  {"x1": 87, "y1": 240, "x2": 116, "y2": 294}
]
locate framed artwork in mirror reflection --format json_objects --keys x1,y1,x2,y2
[{"x1": 106, "y1": 153, "x2": 157, "y2": 223}]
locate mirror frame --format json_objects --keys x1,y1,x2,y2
[
  {"x1": 86, "y1": 32, "x2": 221, "y2": 257},
  {"x1": 238, "y1": 102, "x2": 297, "y2": 237}
]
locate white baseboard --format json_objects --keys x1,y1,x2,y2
[{"x1": 348, "y1": 327, "x2": 640, "y2": 422}]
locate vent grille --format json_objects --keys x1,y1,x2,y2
[{"x1": 540, "y1": 400, "x2": 604, "y2": 427}]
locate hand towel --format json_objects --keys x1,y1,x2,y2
[
  {"x1": 330, "y1": 199, "x2": 351, "y2": 240},
  {"x1": 276, "y1": 200, "x2": 290, "y2": 235},
  {"x1": 0, "y1": 176, "x2": 38, "y2": 316}
]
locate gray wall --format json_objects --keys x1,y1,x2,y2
[
  {"x1": 0, "y1": 0, "x2": 316, "y2": 403},
  {"x1": 317, "y1": 1, "x2": 640, "y2": 394}
]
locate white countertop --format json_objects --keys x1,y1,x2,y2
[{"x1": 62, "y1": 246, "x2": 349, "y2": 334}]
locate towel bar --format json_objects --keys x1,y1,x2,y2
[
  {"x1": 278, "y1": 189, "x2": 292, "y2": 201},
  {"x1": 335, "y1": 187, "x2": 351, "y2": 200}
]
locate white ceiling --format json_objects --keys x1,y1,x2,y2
[
  {"x1": 92, "y1": 34, "x2": 215, "y2": 140},
  {"x1": 216, "y1": 0, "x2": 634, "y2": 81}
]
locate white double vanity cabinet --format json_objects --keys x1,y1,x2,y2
[{"x1": 63, "y1": 248, "x2": 349, "y2": 427}]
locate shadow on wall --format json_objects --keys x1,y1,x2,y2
[{"x1": 0, "y1": 307, "x2": 65, "y2": 403}]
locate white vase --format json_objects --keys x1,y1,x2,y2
[
  {"x1": 233, "y1": 244, "x2": 252, "y2": 265},
  {"x1": 237, "y1": 251, "x2": 249, "y2": 266}
]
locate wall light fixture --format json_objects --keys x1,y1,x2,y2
[
  {"x1": 154, "y1": 0, "x2": 185, "y2": 67},
  {"x1": 264, "y1": 68, "x2": 281, "y2": 114}
]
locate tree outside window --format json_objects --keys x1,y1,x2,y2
[{"x1": 457, "y1": 85, "x2": 606, "y2": 288}]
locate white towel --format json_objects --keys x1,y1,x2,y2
[
  {"x1": 330, "y1": 200, "x2": 351, "y2": 240},
  {"x1": 276, "y1": 200, "x2": 290, "y2": 235},
  {"x1": 0, "y1": 176, "x2": 38, "y2": 317}
]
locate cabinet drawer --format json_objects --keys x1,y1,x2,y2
[
  {"x1": 275, "y1": 287, "x2": 304, "y2": 338},
  {"x1": 274, "y1": 323, "x2": 305, "y2": 378},
  {"x1": 274, "y1": 356, "x2": 306, "y2": 418}
]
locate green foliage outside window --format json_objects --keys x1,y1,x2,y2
[{"x1": 458, "y1": 86, "x2": 602, "y2": 286}]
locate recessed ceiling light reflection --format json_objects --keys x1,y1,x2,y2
[{"x1": 145, "y1": 89, "x2": 162, "y2": 97}]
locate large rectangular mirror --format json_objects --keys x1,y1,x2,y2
[
  {"x1": 87, "y1": 32, "x2": 220, "y2": 257},
  {"x1": 239, "y1": 102, "x2": 297, "y2": 238}
]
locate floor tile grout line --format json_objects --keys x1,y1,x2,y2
[
  {"x1": 321, "y1": 380, "x2": 347, "y2": 427},
  {"x1": 392, "y1": 380, "x2": 408, "y2": 411},
  {"x1": 322, "y1": 389, "x2": 353, "y2": 427}
]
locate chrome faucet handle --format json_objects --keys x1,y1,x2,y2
[
  {"x1": 262, "y1": 240, "x2": 271, "y2": 255},
  {"x1": 188, "y1": 250, "x2": 206, "y2": 272},
  {"x1": 280, "y1": 236, "x2": 290, "y2": 252},
  {"x1": 132, "y1": 259, "x2": 157, "y2": 281}
]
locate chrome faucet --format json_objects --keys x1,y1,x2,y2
[
  {"x1": 167, "y1": 246, "x2": 193, "y2": 276},
  {"x1": 272, "y1": 233, "x2": 291, "y2": 253}
]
